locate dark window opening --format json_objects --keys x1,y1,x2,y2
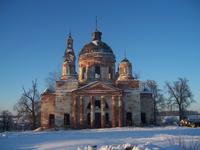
[
  {"x1": 87, "y1": 101, "x2": 108, "y2": 109},
  {"x1": 49, "y1": 114, "x2": 55, "y2": 127},
  {"x1": 95, "y1": 65, "x2": 101, "y2": 79},
  {"x1": 87, "y1": 102, "x2": 91, "y2": 109},
  {"x1": 95, "y1": 100, "x2": 100, "y2": 109},
  {"x1": 82, "y1": 67, "x2": 86, "y2": 79},
  {"x1": 95, "y1": 112, "x2": 101, "y2": 128},
  {"x1": 108, "y1": 67, "x2": 112, "y2": 79},
  {"x1": 87, "y1": 113, "x2": 90, "y2": 127},
  {"x1": 64, "y1": 113, "x2": 70, "y2": 127},
  {"x1": 126, "y1": 112, "x2": 132, "y2": 126},
  {"x1": 105, "y1": 113, "x2": 109, "y2": 125},
  {"x1": 105, "y1": 102, "x2": 109, "y2": 109},
  {"x1": 141, "y1": 113, "x2": 146, "y2": 124}
]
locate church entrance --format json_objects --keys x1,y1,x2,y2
[
  {"x1": 49, "y1": 114, "x2": 55, "y2": 128},
  {"x1": 141, "y1": 113, "x2": 146, "y2": 124},
  {"x1": 126, "y1": 112, "x2": 132, "y2": 126},
  {"x1": 87, "y1": 113, "x2": 90, "y2": 128},
  {"x1": 64, "y1": 113, "x2": 70, "y2": 128},
  {"x1": 95, "y1": 112, "x2": 101, "y2": 128}
]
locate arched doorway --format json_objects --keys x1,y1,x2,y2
[
  {"x1": 126, "y1": 112, "x2": 132, "y2": 126},
  {"x1": 64, "y1": 113, "x2": 70, "y2": 128},
  {"x1": 49, "y1": 114, "x2": 55, "y2": 128},
  {"x1": 87, "y1": 100, "x2": 110, "y2": 128},
  {"x1": 141, "y1": 112, "x2": 146, "y2": 124}
]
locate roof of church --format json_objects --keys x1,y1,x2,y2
[
  {"x1": 79, "y1": 41, "x2": 114, "y2": 56},
  {"x1": 121, "y1": 58, "x2": 130, "y2": 63},
  {"x1": 79, "y1": 30, "x2": 114, "y2": 57}
]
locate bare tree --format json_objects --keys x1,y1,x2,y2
[
  {"x1": 0, "y1": 110, "x2": 13, "y2": 131},
  {"x1": 133, "y1": 71, "x2": 140, "y2": 80},
  {"x1": 14, "y1": 79, "x2": 40, "y2": 130},
  {"x1": 45, "y1": 71, "x2": 60, "y2": 91},
  {"x1": 166, "y1": 78, "x2": 194, "y2": 121},
  {"x1": 144, "y1": 80, "x2": 166, "y2": 124}
]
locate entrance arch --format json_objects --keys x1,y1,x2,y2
[{"x1": 49, "y1": 114, "x2": 55, "y2": 128}]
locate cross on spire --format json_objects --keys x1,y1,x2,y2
[
  {"x1": 69, "y1": 29, "x2": 71, "y2": 37},
  {"x1": 95, "y1": 16, "x2": 98, "y2": 31},
  {"x1": 124, "y1": 49, "x2": 127, "y2": 58}
]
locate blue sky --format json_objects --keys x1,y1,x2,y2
[{"x1": 0, "y1": 0, "x2": 200, "y2": 112}]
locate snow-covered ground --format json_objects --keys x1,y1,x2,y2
[{"x1": 0, "y1": 126, "x2": 200, "y2": 150}]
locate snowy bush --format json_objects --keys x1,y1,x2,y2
[
  {"x1": 98, "y1": 143, "x2": 148, "y2": 150},
  {"x1": 167, "y1": 136, "x2": 200, "y2": 150},
  {"x1": 162, "y1": 116, "x2": 179, "y2": 125}
]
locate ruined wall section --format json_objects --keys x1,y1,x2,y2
[
  {"x1": 55, "y1": 79, "x2": 78, "y2": 127},
  {"x1": 140, "y1": 92, "x2": 154, "y2": 124},
  {"x1": 124, "y1": 90, "x2": 141, "y2": 126},
  {"x1": 41, "y1": 92, "x2": 56, "y2": 128}
]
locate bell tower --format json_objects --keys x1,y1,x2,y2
[{"x1": 61, "y1": 33, "x2": 77, "y2": 80}]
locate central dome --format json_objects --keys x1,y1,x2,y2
[
  {"x1": 79, "y1": 30, "x2": 115, "y2": 58},
  {"x1": 79, "y1": 41, "x2": 114, "y2": 55},
  {"x1": 78, "y1": 30, "x2": 116, "y2": 84}
]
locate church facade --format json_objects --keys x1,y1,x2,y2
[{"x1": 41, "y1": 29, "x2": 154, "y2": 129}]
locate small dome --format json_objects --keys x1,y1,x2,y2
[
  {"x1": 121, "y1": 58, "x2": 130, "y2": 63},
  {"x1": 117, "y1": 57, "x2": 133, "y2": 81}
]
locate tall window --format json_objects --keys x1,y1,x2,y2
[
  {"x1": 108, "y1": 67, "x2": 112, "y2": 79},
  {"x1": 82, "y1": 67, "x2": 86, "y2": 79},
  {"x1": 95, "y1": 100, "x2": 101, "y2": 109},
  {"x1": 106, "y1": 113, "x2": 109, "y2": 125},
  {"x1": 95, "y1": 65, "x2": 101, "y2": 79}
]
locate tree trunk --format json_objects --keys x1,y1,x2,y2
[
  {"x1": 32, "y1": 102, "x2": 36, "y2": 129},
  {"x1": 179, "y1": 105, "x2": 184, "y2": 121},
  {"x1": 153, "y1": 98, "x2": 157, "y2": 124}
]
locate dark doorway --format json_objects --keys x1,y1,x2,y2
[
  {"x1": 95, "y1": 112, "x2": 101, "y2": 128},
  {"x1": 64, "y1": 113, "x2": 70, "y2": 127},
  {"x1": 126, "y1": 112, "x2": 132, "y2": 126},
  {"x1": 87, "y1": 113, "x2": 90, "y2": 127},
  {"x1": 95, "y1": 100, "x2": 101, "y2": 109},
  {"x1": 105, "y1": 113, "x2": 109, "y2": 126},
  {"x1": 141, "y1": 113, "x2": 146, "y2": 124},
  {"x1": 49, "y1": 114, "x2": 55, "y2": 127}
]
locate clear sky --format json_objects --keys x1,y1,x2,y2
[{"x1": 0, "y1": 0, "x2": 200, "y2": 113}]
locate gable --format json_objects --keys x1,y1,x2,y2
[{"x1": 74, "y1": 81, "x2": 121, "y2": 93}]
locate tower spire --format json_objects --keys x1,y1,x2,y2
[
  {"x1": 124, "y1": 50, "x2": 126, "y2": 58},
  {"x1": 66, "y1": 30, "x2": 73, "y2": 50},
  {"x1": 92, "y1": 16, "x2": 102, "y2": 41},
  {"x1": 61, "y1": 31, "x2": 77, "y2": 80},
  {"x1": 95, "y1": 16, "x2": 98, "y2": 31},
  {"x1": 69, "y1": 29, "x2": 71, "y2": 37}
]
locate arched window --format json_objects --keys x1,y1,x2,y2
[
  {"x1": 95, "y1": 65, "x2": 100, "y2": 79},
  {"x1": 82, "y1": 67, "x2": 86, "y2": 79},
  {"x1": 108, "y1": 67, "x2": 112, "y2": 79},
  {"x1": 95, "y1": 100, "x2": 101, "y2": 109}
]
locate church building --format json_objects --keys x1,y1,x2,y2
[{"x1": 41, "y1": 28, "x2": 154, "y2": 129}]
